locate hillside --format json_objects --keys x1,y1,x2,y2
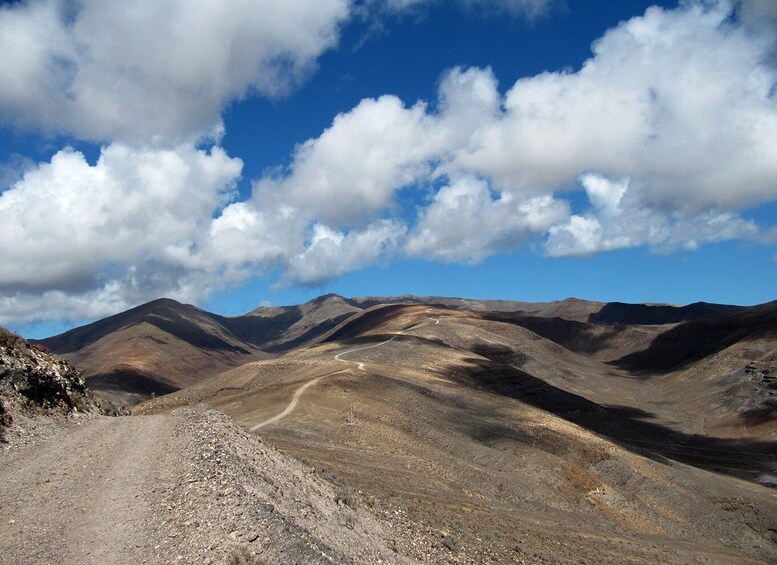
[
  {"x1": 211, "y1": 293, "x2": 363, "y2": 352},
  {"x1": 39, "y1": 299, "x2": 270, "y2": 407},
  {"x1": 39, "y1": 293, "x2": 753, "y2": 408},
  {"x1": 138, "y1": 302, "x2": 777, "y2": 563}
]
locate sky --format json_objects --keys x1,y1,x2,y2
[{"x1": 1, "y1": 0, "x2": 776, "y2": 338}]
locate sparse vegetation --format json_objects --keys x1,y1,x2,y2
[
  {"x1": 442, "y1": 533, "x2": 461, "y2": 553},
  {"x1": 335, "y1": 483, "x2": 357, "y2": 507},
  {"x1": 226, "y1": 546, "x2": 266, "y2": 565}
]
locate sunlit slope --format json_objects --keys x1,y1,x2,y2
[
  {"x1": 139, "y1": 304, "x2": 777, "y2": 564},
  {"x1": 40, "y1": 298, "x2": 269, "y2": 407}
]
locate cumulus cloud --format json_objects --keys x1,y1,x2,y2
[
  {"x1": 406, "y1": 176, "x2": 567, "y2": 262},
  {"x1": 285, "y1": 221, "x2": 407, "y2": 285},
  {"x1": 255, "y1": 95, "x2": 444, "y2": 227},
  {"x1": 545, "y1": 174, "x2": 760, "y2": 257},
  {"x1": 0, "y1": 143, "x2": 242, "y2": 291},
  {"x1": 2, "y1": 0, "x2": 777, "y2": 327},
  {"x1": 0, "y1": 0, "x2": 557, "y2": 147},
  {"x1": 0, "y1": 0, "x2": 351, "y2": 142},
  {"x1": 0, "y1": 143, "x2": 245, "y2": 325},
  {"x1": 451, "y1": 1, "x2": 777, "y2": 211}
]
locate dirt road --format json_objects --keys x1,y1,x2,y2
[
  {"x1": 0, "y1": 407, "x2": 437, "y2": 564},
  {"x1": 252, "y1": 317, "x2": 443, "y2": 431},
  {"x1": 250, "y1": 369, "x2": 349, "y2": 430},
  {"x1": 0, "y1": 415, "x2": 173, "y2": 565}
]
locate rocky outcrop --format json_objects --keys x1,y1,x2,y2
[{"x1": 0, "y1": 327, "x2": 100, "y2": 443}]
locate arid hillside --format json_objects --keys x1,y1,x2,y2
[
  {"x1": 40, "y1": 293, "x2": 764, "y2": 410},
  {"x1": 138, "y1": 301, "x2": 777, "y2": 564},
  {"x1": 39, "y1": 299, "x2": 270, "y2": 407}
]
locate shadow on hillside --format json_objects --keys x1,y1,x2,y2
[
  {"x1": 610, "y1": 312, "x2": 777, "y2": 375},
  {"x1": 322, "y1": 304, "x2": 423, "y2": 343},
  {"x1": 211, "y1": 308, "x2": 302, "y2": 349},
  {"x1": 587, "y1": 301, "x2": 745, "y2": 325},
  {"x1": 88, "y1": 366, "x2": 180, "y2": 398},
  {"x1": 447, "y1": 357, "x2": 777, "y2": 481},
  {"x1": 143, "y1": 311, "x2": 253, "y2": 353},
  {"x1": 478, "y1": 313, "x2": 638, "y2": 359},
  {"x1": 214, "y1": 308, "x2": 356, "y2": 352}
]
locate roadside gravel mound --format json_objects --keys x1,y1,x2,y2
[{"x1": 156, "y1": 405, "x2": 459, "y2": 564}]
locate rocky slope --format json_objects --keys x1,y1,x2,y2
[
  {"x1": 141, "y1": 304, "x2": 777, "y2": 563},
  {"x1": 0, "y1": 405, "x2": 458, "y2": 564},
  {"x1": 0, "y1": 327, "x2": 101, "y2": 446}
]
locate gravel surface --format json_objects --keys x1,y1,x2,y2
[{"x1": 0, "y1": 405, "x2": 465, "y2": 564}]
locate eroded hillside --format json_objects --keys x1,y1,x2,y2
[{"x1": 139, "y1": 302, "x2": 777, "y2": 564}]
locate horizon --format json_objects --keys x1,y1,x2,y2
[{"x1": 2, "y1": 0, "x2": 776, "y2": 339}]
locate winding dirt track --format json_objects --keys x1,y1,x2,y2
[
  {"x1": 0, "y1": 415, "x2": 173, "y2": 565},
  {"x1": 250, "y1": 370, "x2": 349, "y2": 430},
  {"x1": 251, "y1": 318, "x2": 440, "y2": 430}
]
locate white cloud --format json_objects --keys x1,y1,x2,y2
[
  {"x1": 545, "y1": 174, "x2": 760, "y2": 257},
  {"x1": 0, "y1": 0, "x2": 351, "y2": 142},
  {"x1": 451, "y1": 1, "x2": 777, "y2": 211},
  {"x1": 579, "y1": 173, "x2": 628, "y2": 214},
  {"x1": 255, "y1": 95, "x2": 444, "y2": 227},
  {"x1": 285, "y1": 221, "x2": 407, "y2": 285},
  {"x1": 201, "y1": 202, "x2": 307, "y2": 282},
  {"x1": 0, "y1": 143, "x2": 242, "y2": 292},
  {"x1": 438, "y1": 66, "x2": 502, "y2": 148},
  {"x1": 407, "y1": 176, "x2": 567, "y2": 262}
]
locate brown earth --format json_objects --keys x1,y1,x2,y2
[
  {"x1": 139, "y1": 303, "x2": 777, "y2": 564},
  {"x1": 39, "y1": 293, "x2": 759, "y2": 409},
  {"x1": 0, "y1": 405, "x2": 461, "y2": 565},
  {"x1": 39, "y1": 299, "x2": 270, "y2": 408}
]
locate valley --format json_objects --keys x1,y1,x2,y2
[{"x1": 3, "y1": 294, "x2": 777, "y2": 563}]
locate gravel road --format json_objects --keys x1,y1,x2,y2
[
  {"x1": 0, "y1": 407, "x2": 447, "y2": 565},
  {"x1": 0, "y1": 415, "x2": 173, "y2": 564}
]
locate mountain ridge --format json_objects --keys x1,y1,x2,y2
[{"x1": 38, "y1": 294, "x2": 771, "y2": 408}]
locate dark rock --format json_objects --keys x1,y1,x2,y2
[{"x1": 1, "y1": 326, "x2": 102, "y2": 441}]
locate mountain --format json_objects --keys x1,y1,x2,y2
[
  {"x1": 27, "y1": 294, "x2": 777, "y2": 561},
  {"x1": 39, "y1": 294, "x2": 768, "y2": 411},
  {"x1": 39, "y1": 298, "x2": 270, "y2": 407},
  {"x1": 137, "y1": 302, "x2": 777, "y2": 563},
  {"x1": 210, "y1": 293, "x2": 363, "y2": 352}
]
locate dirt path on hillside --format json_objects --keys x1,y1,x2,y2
[
  {"x1": 251, "y1": 369, "x2": 349, "y2": 430},
  {"x1": 251, "y1": 317, "x2": 442, "y2": 431},
  {"x1": 0, "y1": 415, "x2": 173, "y2": 565}
]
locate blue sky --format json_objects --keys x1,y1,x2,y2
[{"x1": 1, "y1": 0, "x2": 776, "y2": 338}]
